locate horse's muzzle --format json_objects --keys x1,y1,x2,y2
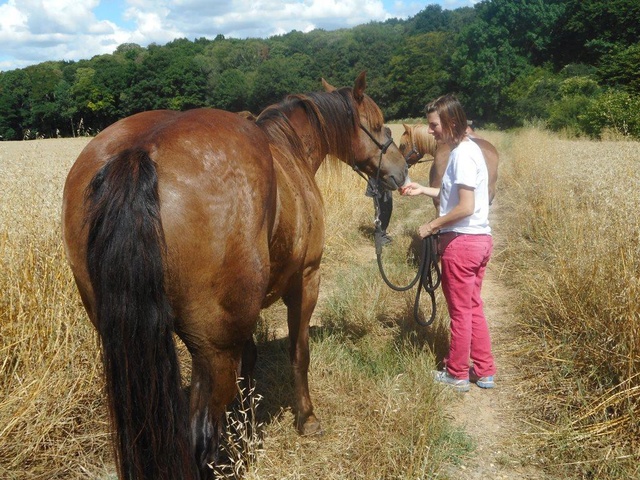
[{"x1": 382, "y1": 165, "x2": 409, "y2": 190}]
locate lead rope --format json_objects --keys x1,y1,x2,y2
[{"x1": 373, "y1": 196, "x2": 441, "y2": 327}]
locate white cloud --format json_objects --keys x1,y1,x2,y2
[
  {"x1": 22, "y1": 0, "x2": 99, "y2": 34},
  {"x1": 123, "y1": 5, "x2": 182, "y2": 44},
  {"x1": 0, "y1": 0, "x2": 131, "y2": 70},
  {"x1": 0, "y1": 1, "x2": 26, "y2": 31},
  {"x1": 0, "y1": 0, "x2": 476, "y2": 71}
]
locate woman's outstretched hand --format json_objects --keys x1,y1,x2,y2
[{"x1": 400, "y1": 182, "x2": 425, "y2": 196}]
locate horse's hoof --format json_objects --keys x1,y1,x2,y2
[{"x1": 298, "y1": 415, "x2": 323, "y2": 436}]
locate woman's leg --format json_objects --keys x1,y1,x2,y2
[
  {"x1": 469, "y1": 236, "x2": 496, "y2": 377},
  {"x1": 440, "y1": 239, "x2": 475, "y2": 379}
]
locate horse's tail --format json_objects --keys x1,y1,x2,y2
[{"x1": 85, "y1": 149, "x2": 196, "y2": 480}]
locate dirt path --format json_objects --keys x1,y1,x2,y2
[{"x1": 440, "y1": 204, "x2": 545, "y2": 479}]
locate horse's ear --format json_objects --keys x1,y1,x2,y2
[
  {"x1": 321, "y1": 78, "x2": 336, "y2": 92},
  {"x1": 403, "y1": 123, "x2": 411, "y2": 133},
  {"x1": 353, "y1": 71, "x2": 366, "y2": 103}
]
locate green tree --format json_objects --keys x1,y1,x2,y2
[
  {"x1": 113, "y1": 43, "x2": 145, "y2": 62},
  {"x1": 22, "y1": 62, "x2": 64, "y2": 137},
  {"x1": 451, "y1": 0, "x2": 565, "y2": 123},
  {"x1": 405, "y1": 4, "x2": 453, "y2": 35},
  {"x1": 87, "y1": 54, "x2": 136, "y2": 119},
  {"x1": 209, "y1": 69, "x2": 249, "y2": 112},
  {"x1": 53, "y1": 78, "x2": 77, "y2": 137},
  {"x1": 69, "y1": 67, "x2": 116, "y2": 133},
  {"x1": 547, "y1": 76, "x2": 602, "y2": 134},
  {"x1": 551, "y1": 0, "x2": 640, "y2": 67},
  {"x1": 0, "y1": 69, "x2": 29, "y2": 140},
  {"x1": 597, "y1": 44, "x2": 640, "y2": 94},
  {"x1": 249, "y1": 53, "x2": 317, "y2": 111},
  {"x1": 349, "y1": 22, "x2": 404, "y2": 97},
  {"x1": 302, "y1": 30, "x2": 363, "y2": 87},
  {"x1": 503, "y1": 66, "x2": 562, "y2": 125},
  {"x1": 578, "y1": 90, "x2": 640, "y2": 139},
  {"x1": 206, "y1": 37, "x2": 268, "y2": 73},
  {"x1": 3, "y1": 0, "x2": 639, "y2": 137},
  {"x1": 387, "y1": 32, "x2": 456, "y2": 118},
  {"x1": 127, "y1": 40, "x2": 209, "y2": 112}
]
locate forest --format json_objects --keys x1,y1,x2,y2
[{"x1": 0, "y1": 0, "x2": 638, "y2": 141}]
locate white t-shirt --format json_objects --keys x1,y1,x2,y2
[{"x1": 439, "y1": 139, "x2": 491, "y2": 235}]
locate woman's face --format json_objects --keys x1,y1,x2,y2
[{"x1": 427, "y1": 111, "x2": 445, "y2": 144}]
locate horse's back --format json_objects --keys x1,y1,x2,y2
[
  {"x1": 472, "y1": 137, "x2": 499, "y2": 163},
  {"x1": 62, "y1": 108, "x2": 277, "y2": 337}
]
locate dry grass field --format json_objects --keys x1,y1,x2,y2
[
  {"x1": 1, "y1": 126, "x2": 639, "y2": 479},
  {"x1": 0, "y1": 138, "x2": 112, "y2": 478},
  {"x1": 493, "y1": 128, "x2": 640, "y2": 479}
]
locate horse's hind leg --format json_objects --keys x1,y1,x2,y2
[
  {"x1": 188, "y1": 344, "x2": 244, "y2": 479},
  {"x1": 283, "y1": 268, "x2": 322, "y2": 436}
]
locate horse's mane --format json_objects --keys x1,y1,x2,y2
[
  {"x1": 255, "y1": 106, "x2": 308, "y2": 163},
  {"x1": 411, "y1": 124, "x2": 437, "y2": 158},
  {"x1": 255, "y1": 86, "x2": 383, "y2": 166}
]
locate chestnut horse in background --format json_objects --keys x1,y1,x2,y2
[
  {"x1": 399, "y1": 123, "x2": 499, "y2": 207},
  {"x1": 61, "y1": 72, "x2": 408, "y2": 480}
]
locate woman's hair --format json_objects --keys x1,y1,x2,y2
[{"x1": 425, "y1": 94, "x2": 468, "y2": 144}]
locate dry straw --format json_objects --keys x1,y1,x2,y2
[{"x1": 495, "y1": 127, "x2": 640, "y2": 478}]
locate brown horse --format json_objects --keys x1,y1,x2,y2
[
  {"x1": 61, "y1": 71, "x2": 408, "y2": 480},
  {"x1": 399, "y1": 123, "x2": 499, "y2": 207}
]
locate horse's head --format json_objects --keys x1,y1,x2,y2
[
  {"x1": 399, "y1": 123, "x2": 438, "y2": 167},
  {"x1": 323, "y1": 72, "x2": 408, "y2": 190},
  {"x1": 399, "y1": 124, "x2": 423, "y2": 167}
]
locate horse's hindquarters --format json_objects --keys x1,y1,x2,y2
[{"x1": 62, "y1": 109, "x2": 278, "y2": 480}]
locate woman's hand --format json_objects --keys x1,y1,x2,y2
[
  {"x1": 400, "y1": 182, "x2": 425, "y2": 196},
  {"x1": 418, "y1": 221, "x2": 439, "y2": 238}
]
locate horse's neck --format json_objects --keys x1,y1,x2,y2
[{"x1": 266, "y1": 93, "x2": 357, "y2": 175}]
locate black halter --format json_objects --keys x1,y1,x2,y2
[
  {"x1": 403, "y1": 145, "x2": 421, "y2": 163},
  {"x1": 351, "y1": 123, "x2": 394, "y2": 188},
  {"x1": 359, "y1": 123, "x2": 394, "y2": 154},
  {"x1": 375, "y1": 232, "x2": 441, "y2": 327}
]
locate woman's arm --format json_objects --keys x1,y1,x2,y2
[
  {"x1": 400, "y1": 182, "x2": 440, "y2": 199},
  {"x1": 418, "y1": 185, "x2": 475, "y2": 237}
]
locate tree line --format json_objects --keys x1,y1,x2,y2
[{"x1": 1, "y1": 0, "x2": 638, "y2": 141}]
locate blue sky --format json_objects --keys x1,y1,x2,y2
[{"x1": 0, "y1": 0, "x2": 480, "y2": 72}]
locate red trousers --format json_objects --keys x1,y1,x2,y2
[{"x1": 440, "y1": 234, "x2": 496, "y2": 380}]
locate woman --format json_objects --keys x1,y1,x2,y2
[{"x1": 401, "y1": 95, "x2": 495, "y2": 392}]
